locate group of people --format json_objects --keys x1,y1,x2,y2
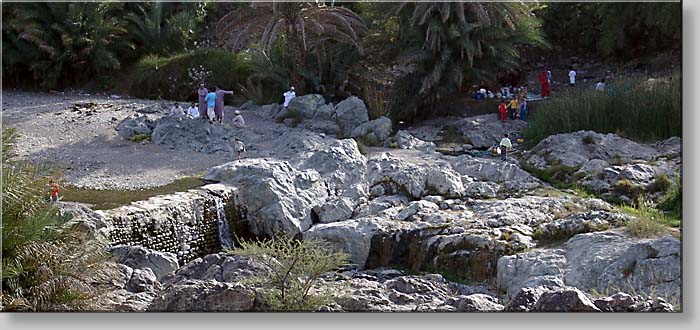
[{"x1": 497, "y1": 96, "x2": 529, "y2": 122}]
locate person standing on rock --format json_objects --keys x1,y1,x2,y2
[
  {"x1": 205, "y1": 89, "x2": 217, "y2": 122},
  {"x1": 233, "y1": 137, "x2": 246, "y2": 161},
  {"x1": 49, "y1": 179, "x2": 60, "y2": 203},
  {"x1": 214, "y1": 85, "x2": 234, "y2": 123},
  {"x1": 197, "y1": 84, "x2": 208, "y2": 119},
  {"x1": 498, "y1": 99, "x2": 507, "y2": 123},
  {"x1": 507, "y1": 96, "x2": 519, "y2": 120},
  {"x1": 283, "y1": 86, "x2": 296, "y2": 109},
  {"x1": 232, "y1": 110, "x2": 245, "y2": 128},
  {"x1": 500, "y1": 133, "x2": 512, "y2": 161}
]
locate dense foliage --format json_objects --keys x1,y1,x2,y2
[
  {"x1": 539, "y1": 2, "x2": 681, "y2": 59},
  {"x1": 523, "y1": 72, "x2": 681, "y2": 147},
  {"x1": 1, "y1": 128, "x2": 114, "y2": 311}
]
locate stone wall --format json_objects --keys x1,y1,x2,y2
[{"x1": 96, "y1": 184, "x2": 244, "y2": 265}]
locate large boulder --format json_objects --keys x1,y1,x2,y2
[
  {"x1": 300, "y1": 139, "x2": 367, "y2": 192},
  {"x1": 458, "y1": 114, "x2": 527, "y2": 149},
  {"x1": 351, "y1": 116, "x2": 393, "y2": 143},
  {"x1": 497, "y1": 249, "x2": 567, "y2": 296},
  {"x1": 525, "y1": 131, "x2": 659, "y2": 169},
  {"x1": 150, "y1": 116, "x2": 236, "y2": 154},
  {"x1": 324, "y1": 270, "x2": 502, "y2": 312},
  {"x1": 394, "y1": 130, "x2": 435, "y2": 152},
  {"x1": 335, "y1": 96, "x2": 369, "y2": 136},
  {"x1": 116, "y1": 114, "x2": 153, "y2": 139},
  {"x1": 530, "y1": 287, "x2": 601, "y2": 312},
  {"x1": 366, "y1": 154, "x2": 463, "y2": 199},
  {"x1": 204, "y1": 159, "x2": 328, "y2": 238},
  {"x1": 304, "y1": 217, "x2": 393, "y2": 267},
  {"x1": 150, "y1": 254, "x2": 268, "y2": 312},
  {"x1": 109, "y1": 245, "x2": 179, "y2": 281},
  {"x1": 451, "y1": 155, "x2": 540, "y2": 193},
  {"x1": 288, "y1": 94, "x2": 326, "y2": 119},
  {"x1": 257, "y1": 103, "x2": 280, "y2": 119}
]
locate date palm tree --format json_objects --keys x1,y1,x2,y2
[{"x1": 216, "y1": 1, "x2": 368, "y2": 92}]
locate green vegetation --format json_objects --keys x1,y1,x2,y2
[
  {"x1": 127, "y1": 48, "x2": 252, "y2": 101},
  {"x1": 227, "y1": 236, "x2": 350, "y2": 311},
  {"x1": 2, "y1": 128, "x2": 114, "y2": 311},
  {"x1": 540, "y1": 2, "x2": 680, "y2": 60},
  {"x1": 524, "y1": 73, "x2": 681, "y2": 148},
  {"x1": 441, "y1": 125, "x2": 468, "y2": 144},
  {"x1": 582, "y1": 134, "x2": 596, "y2": 145},
  {"x1": 128, "y1": 133, "x2": 151, "y2": 143},
  {"x1": 355, "y1": 138, "x2": 369, "y2": 156},
  {"x1": 658, "y1": 174, "x2": 682, "y2": 219},
  {"x1": 521, "y1": 161, "x2": 584, "y2": 190},
  {"x1": 60, "y1": 176, "x2": 205, "y2": 210},
  {"x1": 623, "y1": 196, "x2": 679, "y2": 238}
]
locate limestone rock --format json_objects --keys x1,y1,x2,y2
[
  {"x1": 109, "y1": 245, "x2": 179, "y2": 281},
  {"x1": 116, "y1": 114, "x2": 152, "y2": 139},
  {"x1": 335, "y1": 96, "x2": 369, "y2": 135},
  {"x1": 394, "y1": 130, "x2": 435, "y2": 152},
  {"x1": 351, "y1": 116, "x2": 393, "y2": 143}
]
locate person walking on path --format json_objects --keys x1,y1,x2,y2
[
  {"x1": 205, "y1": 89, "x2": 216, "y2": 121},
  {"x1": 507, "y1": 96, "x2": 519, "y2": 120},
  {"x1": 498, "y1": 100, "x2": 507, "y2": 123},
  {"x1": 539, "y1": 69, "x2": 551, "y2": 98},
  {"x1": 232, "y1": 110, "x2": 245, "y2": 128},
  {"x1": 214, "y1": 86, "x2": 234, "y2": 123},
  {"x1": 233, "y1": 137, "x2": 246, "y2": 161},
  {"x1": 519, "y1": 98, "x2": 528, "y2": 121},
  {"x1": 568, "y1": 66, "x2": 577, "y2": 87},
  {"x1": 283, "y1": 87, "x2": 296, "y2": 109},
  {"x1": 500, "y1": 133, "x2": 512, "y2": 161},
  {"x1": 197, "y1": 84, "x2": 208, "y2": 119}
]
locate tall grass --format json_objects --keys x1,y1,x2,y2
[{"x1": 524, "y1": 72, "x2": 681, "y2": 147}]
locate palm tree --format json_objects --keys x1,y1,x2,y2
[
  {"x1": 391, "y1": 1, "x2": 545, "y2": 119},
  {"x1": 216, "y1": 1, "x2": 368, "y2": 92},
  {"x1": 3, "y1": 2, "x2": 131, "y2": 88}
]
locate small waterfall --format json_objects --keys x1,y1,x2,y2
[{"x1": 215, "y1": 197, "x2": 234, "y2": 249}]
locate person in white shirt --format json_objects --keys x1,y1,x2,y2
[
  {"x1": 170, "y1": 102, "x2": 184, "y2": 116},
  {"x1": 499, "y1": 133, "x2": 512, "y2": 161},
  {"x1": 568, "y1": 67, "x2": 577, "y2": 86},
  {"x1": 283, "y1": 87, "x2": 296, "y2": 108},
  {"x1": 595, "y1": 79, "x2": 606, "y2": 92},
  {"x1": 232, "y1": 110, "x2": 245, "y2": 128},
  {"x1": 187, "y1": 102, "x2": 199, "y2": 118}
]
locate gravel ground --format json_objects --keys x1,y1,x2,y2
[{"x1": 1, "y1": 90, "x2": 234, "y2": 190}]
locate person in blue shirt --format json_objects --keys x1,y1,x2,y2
[{"x1": 205, "y1": 89, "x2": 216, "y2": 121}]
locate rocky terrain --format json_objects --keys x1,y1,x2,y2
[{"x1": 4, "y1": 90, "x2": 681, "y2": 312}]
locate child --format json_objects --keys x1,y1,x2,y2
[
  {"x1": 233, "y1": 137, "x2": 246, "y2": 161},
  {"x1": 49, "y1": 179, "x2": 60, "y2": 203},
  {"x1": 500, "y1": 133, "x2": 512, "y2": 161},
  {"x1": 498, "y1": 100, "x2": 507, "y2": 123},
  {"x1": 507, "y1": 96, "x2": 519, "y2": 120}
]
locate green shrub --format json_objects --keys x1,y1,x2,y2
[
  {"x1": 227, "y1": 236, "x2": 350, "y2": 311},
  {"x1": 624, "y1": 197, "x2": 675, "y2": 237},
  {"x1": 614, "y1": 179, "x2": 644, "y2": 198},
  {"x1": 658, "y1": 174, "x2": 682, "y2": 218},
  {"x1": 128, "y1": 133, "x2": 151, "y2": 143},
  {"x1": 126, "y1": 48, "x2": 252, "y2": 101},
  {"x1": 524, "y1": 72, "x2": 681, "y2": 148},
  {"x1": 521, "y1": 162, "x2": 581, "y2": 190},
  {"x1": 582, "y1": 134, "x2": 596, "y2": 145},
  {"x1": 441, "y1": 125, "x2": 467, "y2": 144},
  {"x1": 648, "y1": 173, "x2": 672, "y2": 193}
]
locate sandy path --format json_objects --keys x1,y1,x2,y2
[{"x1": 1, "y1": 90, "x2": 233, "y2": 190}]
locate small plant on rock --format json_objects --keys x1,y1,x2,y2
[
  {"x1": 128, "y1": 133, "x2": 151, "y2": 143},
  {"x1": 582, "y1": 134, "x2": 596, "y2": 145},
  {"x1": 228, "y1": 236, "x2": 350, "y2": 311}
]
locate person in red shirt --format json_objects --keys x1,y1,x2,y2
[
  {"x1": 49, "y1": 179, "x2": 60, "y2": 203},
  {"x1": 498, "y1": 100, "x2": 507, "y2": 123},
  {"x1": 539, "y1": 69, "x2": 551, "y2": 98}
]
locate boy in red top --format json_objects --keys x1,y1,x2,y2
[
  {"x1": 498, "y1": 100, "x2": 507, "y2": 123},
  {"x1": 49, "y1": 179, "x2": 60, "y2": 203}
]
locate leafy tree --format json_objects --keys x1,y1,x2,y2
[
  {"x1": 125, "y1": 1, "x2": 208, "y2": 58},
  {"x1": 390, "y1": 1, "x2": 545, "y2": 120},
  {"x1": 216, "y1": 1, "x2": 368, "y2": 92},
  {"x1": 228, "y1": 236, "x2": 350, "y2": 311},
  {"x1": 2, "y1": 2, "x2": 132, "y2": 89}
]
